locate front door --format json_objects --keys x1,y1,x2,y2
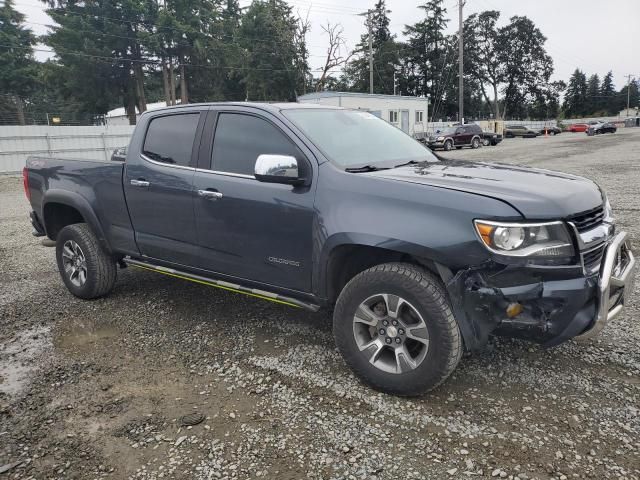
[
  {"x1": 124, "y1": 110, "x2": 204, "y2": 266},
  {"x1": 192, "y1": 108, "x2": 316, "y2": 292}
]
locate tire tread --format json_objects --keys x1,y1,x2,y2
[{"x1": 333, "y1": 262, "x2": 462, "y2": 396}]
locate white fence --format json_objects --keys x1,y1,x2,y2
[{"x1": 0, "y1": 125, "x2": 135, "y2": 174}]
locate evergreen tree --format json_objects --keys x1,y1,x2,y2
[
  {"x1": 600, "y1": 71, "x2": 616, "y2": 115},
  {"x1": 497, "y1": 16, "x2": 553, "y2": 119},
  {"x1": 563, "y1": 68, "x2": 588, "y2": 117},
  {"x1": 464, "y1": 10, "x2": 503, "y2": 118},
  {"x1": 402, "y1": 0, "x2": 450, "y2": 107},
  {"x1": 586, "y1": 73, "x2": 600, "y2": 114},
  {"x1": 0, "y1": 0, "x2": 37, "y2": 125},
  {"x1": 43, "y1": 0, "x2": 154, "y2": 123},
  {"x1": 343, "y1": 1, "x2": 399, "y2": 94},
  {"x1": 239, "y1": 0, "x2": 304, "y2": 101},
  {"x1": 619, "y1": 79, "x2": 639, "y2": 115}
]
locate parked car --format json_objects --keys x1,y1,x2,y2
[
  {"x1": 481, "y1": 131, "x2": 503, "y2": 146},
  {"x1": 504, "y1": 125, "x2": 539, "y2": 138},
  {"x1": 587, "y1": 122, "x2": 617, "y2": 135},
  {"x1": 539, "y1": 126, "x2": 562, "y2": 136},
  {"x1": 427, "y1": 123, "x2": 483, "y2": 150},
  {"x1": 24, "y1": 103, "x2": 636, "y2": 396},
  {"x1": 568, "y1": 123, "x2": 589, "y2": 133}
]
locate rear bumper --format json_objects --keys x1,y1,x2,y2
[
  {"x1": 30, "y1": 211, "x2": 46, "y2": 237},
  {"x1": 445, "y1": 231, "x2": 636, "y2": 350}
]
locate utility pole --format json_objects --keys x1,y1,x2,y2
[
  {"x1": 458, "y1": 0, "x2": 465, "y2": 124},
  {"x1": 367, "y1": 11, "x2": 374, "y2": 94},
  {"x1": 626, "y1": 74, "x2": 633, "y2": 117}
]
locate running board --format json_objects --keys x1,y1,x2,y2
[{"x1": 124, "y1": 258, "x2": 320, "y2": 312}]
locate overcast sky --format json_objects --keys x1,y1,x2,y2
[{"x1": 13, "y1": 0, "x2": 640, "y2": 89}]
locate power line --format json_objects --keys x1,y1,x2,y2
[{"x1": 0, "y1": 43, "x2": 346, "y2": 74}]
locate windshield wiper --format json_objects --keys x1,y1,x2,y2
[
  {"x1": 345, "y1": 165, "x2": 390, "y2": 173},
  {"x1": 393, "y1": 160, "x2": 425, "y2": 168}
]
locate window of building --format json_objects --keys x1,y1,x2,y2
[
  {"x1": 415, "y1": 111, "x2": 424, "y2": 123},
  {"x1": 389, "y1": 110, "x2": 399, "y2": 123},
  {"x1": 212, "y1": 113, "x2": 304, "y2": 176},
  {"x1": 143, "y1": 113, "x2": 200, "y2": 167}
]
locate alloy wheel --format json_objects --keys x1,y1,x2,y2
[
  {"x1": 61, "y1": 240, "x2": 88, "y2": 287},
  {"x1": 352, "y1": 294, "x2": 429, "y2": 374}
]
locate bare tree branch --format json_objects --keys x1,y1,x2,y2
[{"x1": 316, "y1": 22, "x2": 351, "y2": 92}]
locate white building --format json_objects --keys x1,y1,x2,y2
[
  {"x1": 297, "y1": 92, "x2": 430, "y2": 137},
  {"x1": 106, "y1": 101, "x2": 181, "y2": 126}
]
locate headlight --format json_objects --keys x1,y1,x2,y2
[
  {"x1": 474, "y1": 220, "x2": 574, "y2": 258},
  {"x1": 436, "y1": 136, "x2": 445, "y2": 141}
]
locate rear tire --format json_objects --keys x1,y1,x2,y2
[
  {"x1": 55, "y1": 223, "x2": 117, "y2": 299},
  {"x1": 471, "y1": 137, "x2": 480, "y2": 149},
  {"x1": 333, "y1": 263, "x2": 463, "y2": 396},
  {"x1": 482, "y1": 138, "x2": 490, "y2": 147}
]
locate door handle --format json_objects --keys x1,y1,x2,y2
[
  {"x1": 198, "y1": 189, "x2": 223, "y2": 200},
  {"x1": 130, "y1": 179, "x2": 150, "y2": 187}
]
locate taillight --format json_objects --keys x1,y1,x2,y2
[{"x1": 23, "y1": 167, "x2": 31, "y2": 201}]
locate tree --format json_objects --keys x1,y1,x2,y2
[
  {"x1": 563, "y1": 68, "x2": 588, "y2": 117},
  {"x1": 43, "y1": 0, "x2": 154, "y2": 124},
  {"x1": 464, "y1": 10, "x2": 503, "y2": 119},
  {"x1": 497, "y1": 16, "x2": 554, "y2": 119},
  {"x1": 238, "y1": 0, "x2": 305, "y2": 101},
  {"x1": 402, "y1": 0, "x2": 450, "y2": 107},
  {"x1": 600, "y1": 71, "x2": 617, "y2": 115},
  {"x1": 0, "y1": 0, "x2": 38, "y2": 125},
  {"x1": 343, "y1": 1, "x2": 399, "y2": 94},
  {"x1": 316, "y1": 22, "x2": 351, "y2": 92},
  {"x1": 619, "y1": 79, "x2": 639, "y2": 115},
  {"x1": 586, "y1": 73, "x2": 600, "y2": 114}
]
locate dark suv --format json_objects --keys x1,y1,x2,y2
[{"x1": 427, "y1": 124, "x2": 483, "y2": 151}]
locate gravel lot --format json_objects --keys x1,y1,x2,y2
[{"x1": 1, "y1": 128, "x2": 639, "y2": 480}]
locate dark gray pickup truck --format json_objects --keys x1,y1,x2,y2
[{"x1": 24, "y1": 103, "x2": 636, "y2": 395}]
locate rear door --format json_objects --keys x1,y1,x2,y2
[
  {"x1": 124, "y1": 109, "x2": 205, "y2": 266},
  {"x1": 192, "y1": 107, "x2": 317, "y2": 292}
]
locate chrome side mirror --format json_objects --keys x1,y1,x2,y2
[{"x1": 254, "y1": 154, "x2": 303, "y2": 185}]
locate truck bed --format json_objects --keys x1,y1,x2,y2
[{"x1": 25, "y1": 156, "x2": 138, "y2": 255}]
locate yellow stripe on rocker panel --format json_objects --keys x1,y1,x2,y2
[{"x1": 130, "y1": 263, "x2": 302, "y2": 309}]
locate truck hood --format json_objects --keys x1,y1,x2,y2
[{"x1": 367, "y1": 159, "x2": 603, "y2": 219}]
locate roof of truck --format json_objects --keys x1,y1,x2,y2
[{"x1": 140, "y1": 102, "x2": 341, "y2": 115}]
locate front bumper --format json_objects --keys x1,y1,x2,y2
[
  {"x1": 445, "y1": 231, "x2": 635, "y2": 350},
  {"x1": 576, "y1": 231, "x2": 636, "y2": 340}
]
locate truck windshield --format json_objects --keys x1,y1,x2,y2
[{"x1": 283, "y1": 109, "x2": 437, "y2": 168}]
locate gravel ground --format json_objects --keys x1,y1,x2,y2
[{"x1": 1, "y1": 128, "x2": 639, "y2": 480}]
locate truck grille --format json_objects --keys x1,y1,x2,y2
[
  {"x1": 583, "y1": 243, "x2": 606, "y2": 273},
  {"x1": 568, "y1": 205, "x2": 605, "y2": 233}
]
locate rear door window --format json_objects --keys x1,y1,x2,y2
[{"x1": 143, "y1": 113, "x2": 200, "y2": 167}]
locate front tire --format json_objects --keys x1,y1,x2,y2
[
  {"x1": 55, "y1": 223, "x2": 117, "y2": 299},
  {"x1": 482, "y1": 138, "x2": 490, "y2": 147},
  {"x1": 443, "y1": 140, "x2": 453, "y2": 151},
  {"x1": 333, "y1": 263, "x2": 463, "y2": 396}
]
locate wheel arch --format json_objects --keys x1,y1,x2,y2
[
  {"x1": 317, "y1": 237, "x2": 442, "y2": 305},
  {"x1": 42, "y1": 190, "x2": 112, "y2": 254}
]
